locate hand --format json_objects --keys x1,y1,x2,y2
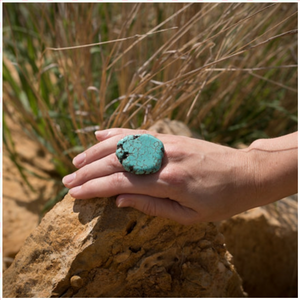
[
  {"x1": 62, "y1": 128, "x2": 259, "y2": 224},
  {"x1": 62, "y1": 129, "x2": 297, "y2": 225}
]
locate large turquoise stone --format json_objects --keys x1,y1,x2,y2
[{"x1": 116, "y1": 134, "x2": 164, "y2": 175}]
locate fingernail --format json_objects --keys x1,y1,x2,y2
[
  {"x1": 62, "y1": 173, "x2": 76, "y2": 185},
  {"x1": 117, "y1": 197, "x2": 130, "y2": 208},
  {"x1": 95, "y1": 130, "x2": 110, "y2": 139},
  {"x1": 117, "y1": 198, "x2": 124, "y2": 207},
  {"x1": 70, "y1": 186, "x2": 82, "y2": 197},
  {"x1": 73, "y1": 152, "x2": 86, "y2": 166},
  {"x1": 94, "y1": 131, "x2": 103, "y2": 137}
]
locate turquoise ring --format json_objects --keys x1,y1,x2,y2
[{"x1": 116, "y1": 134, "x2": 165, "y2": 175}]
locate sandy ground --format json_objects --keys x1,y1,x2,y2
[{"x1": 3, "y1": 117, "x2": 59, "y2": 271}]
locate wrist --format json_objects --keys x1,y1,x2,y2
[{"x1": 244, "y1": 134, "x2": 297, "y2": 207}]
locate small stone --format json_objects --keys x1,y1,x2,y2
[
  {"x1": 70, "y1": 275, "x2": 84, "y2": 289},
  {"x1": 116, "y1": 134, "x2": 164, "y2": 175},
  {"x1": 114, "y1": 250, "x2": 131, "y2": 263}
]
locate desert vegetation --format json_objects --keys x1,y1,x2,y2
[{"x1": 3, "y1": 3, "x2": 297, "y2": 209}]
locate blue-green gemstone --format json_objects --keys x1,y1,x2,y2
[{"x1": 116, "y1": 134, "x2": 164, "y2": 175}]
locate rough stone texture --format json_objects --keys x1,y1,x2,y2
[
  {"x1": 148, "y1": 118, "x2": 194, "y2": 137},
  {"x1": 116, "y1": 134, "x2": 164, "y2": 175},
  {"x1": 3, "y1": 193, "x2": 245, "y2": 298},
  {"x1": 218, "y1": 197, "x2": 298, "y2": 297}
]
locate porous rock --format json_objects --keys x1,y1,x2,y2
[
  {"x1": 148, "y1": 118, "x2": 194, "y2": 137},
  {"x1": 219, "y1": 196, "x2": 298, "y2": 297},
  {"x1": 3, "y1": 193, "x2": 246, "y2": 297}
]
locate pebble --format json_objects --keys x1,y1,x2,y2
[
  {"x1": 116, "y1": 134, "x2": 164, "y2": 175},
  {"x1": 70, "y1": 275, "x2": 84, "y2": 288}
]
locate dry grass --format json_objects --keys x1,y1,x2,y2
[{"x1": 3, "y1": 3, "x2": 298, "y2": 181}]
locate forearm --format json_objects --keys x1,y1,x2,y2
[{"x1": 244, "y1": 132, "x2": 298, "y2": 207}]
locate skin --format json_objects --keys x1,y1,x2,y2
[{"x1": 62, "y1": 129, "x2": 298, "y2": 225}]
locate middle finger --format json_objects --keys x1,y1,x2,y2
[
  {"x1": 63, "y1": 153, "x2": 123, "y2": 188},
  {"x1": 73, "y1": 135, "x2": 122, "y2": 168}
]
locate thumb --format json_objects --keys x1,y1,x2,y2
[{"x1": 116, "y1": 194, "x2": 199, "y2": 225}]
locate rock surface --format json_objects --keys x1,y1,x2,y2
[
  {"x1": 148, "y1": 118, "x2": 194, "y2": 137},
  {"x1": 3, "y1": 111, "x2": 56, "y2": 271},
  {"x1": 3, "y1": 193, "x2": 245, "y2": 298},
  {"x1": 219, "y1": 196, "x2": 298, "y2": 297}
]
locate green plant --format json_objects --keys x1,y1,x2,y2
[{"x1": 3, "y1": 3, "x2": 297, "y2": 210}]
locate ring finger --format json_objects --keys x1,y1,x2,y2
[{"x1": 69, "y1": 171, "x2": 168, "y2": 200}]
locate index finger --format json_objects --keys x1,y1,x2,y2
[
  {"x1": 73, "y1": 128, "x2": 159, "y2": 168},
  {"x1": 94, "y1": 128, "x2": 158, "y2": 142}
]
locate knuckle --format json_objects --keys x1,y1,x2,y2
[
  {"x1": 124, "y1": 129, "x2": 153, "y2": 136},
  {"x1": 159, "y1": 167, "x2": 186, "y2": 198},
  {"x1": 113, "y1": 128, "x2": 125, "y2": 135},
  {"x1": 109, "y1": 172, "x2": 125, "y2": 190},
  {"x1": 85, "y1": 146, "x2": 101, "y2": 163},
  {"x1": 137, "y1": 129, "x2": 159, "y2": 137},
  {"x1": 165, "y1": 144, "x2": 185, "y2": 160},
  {"x1": 137, "y1": 129, "x2": 149, "y2": 135},
  {"x1": 76, "y1": 167, "x2": 89, "y2": 182},
  {"x1": 141, "y1": 198, "x2": 157, "y2": 217},
  {"x1": 108, "y1": 154, "x2": 122, "y2": 170},
  {"x1": 181, "y1": 210, "x2": 202, "y2": 225},
  {"x1": 78, "y1": 181, "x2": 93, "y2": 198},
  {"x1": 160, "y1": 166, "x2": 185, "y2": 187}
]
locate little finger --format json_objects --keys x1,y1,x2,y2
[{"x1": 116, "y1": 194, "x2": 200, "y2": 225}]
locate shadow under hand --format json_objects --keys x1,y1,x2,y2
[{"x1": 73, "y1": 197, "x2": 112, "y2": 225}]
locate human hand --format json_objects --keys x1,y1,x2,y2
[{"x1": 62, "y1": 128, "x2": 259, "y2": 224}]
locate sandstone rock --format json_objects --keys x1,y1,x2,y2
[
  {"x1": 148, "y1": 118, "x2": 193, "y2": 137},
  {"x1": 219, "y1": 197, "x2": 298, "y2": 297},
  {"x1": 3, "y1": 193, "x2": 246, "y2": 297}
]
